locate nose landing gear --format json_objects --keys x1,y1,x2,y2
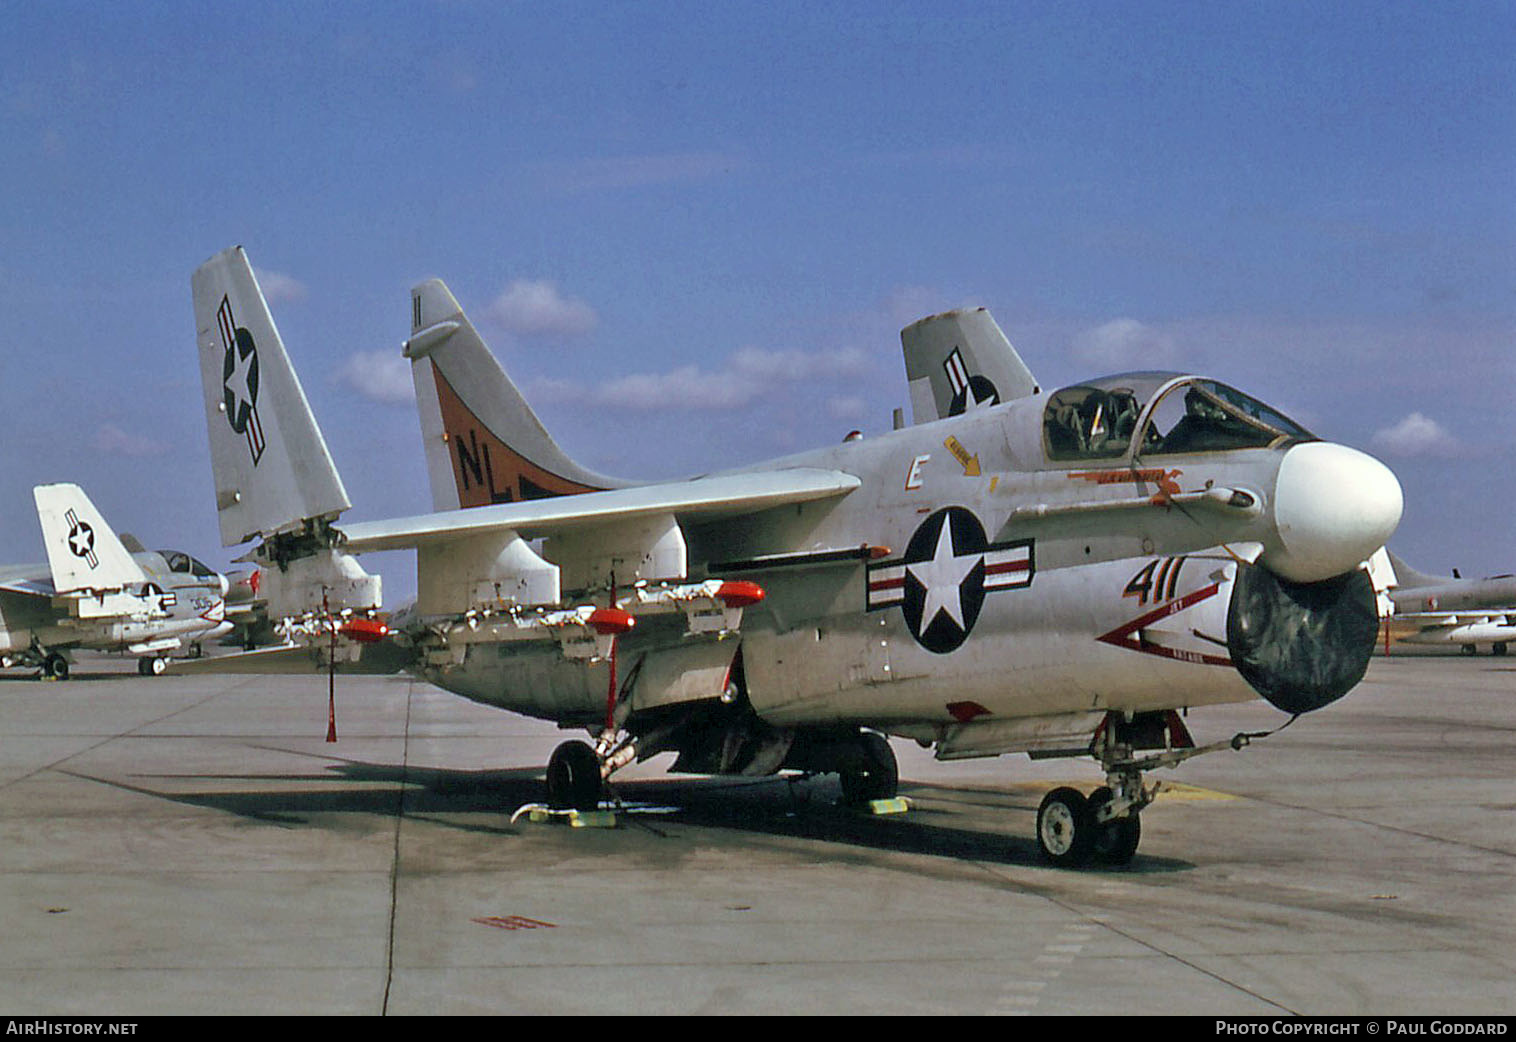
[{"x1": 1032, "y1": 709, "x2": 1283, "y2": 869}]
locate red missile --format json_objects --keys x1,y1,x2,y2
[
  {"x1": 715, "y1": 580, "x2": 766, "y2": 608},
  {"x1": 340, "y1": 617, "x2": 391, "y2": 643},
  {"x1": 588, "y1": 607, "x2": 636, "y2": 636}
]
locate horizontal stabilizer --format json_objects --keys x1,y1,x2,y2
[
  {"x1": 0, "y1": 576, "x2": 56, "y2": 599},
  {"x1": 33, "y1": 484, "x2": 147, "y2": 593}
]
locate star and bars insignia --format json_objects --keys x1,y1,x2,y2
[
  {"x1": 65, "y1": 509, "x2": 97, "y2": 569},
  {"x1": 943, "y1": 348, "x2": 1001, "y2": 416},
  {"x1": 867, "y1": 506, "x2": 1033, "y2": 654},
  {"x1": 216, "y1": 295, "x2": 265, "y2": 466}
]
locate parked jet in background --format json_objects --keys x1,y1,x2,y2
[
  {"x1": 0, "y1": 484, "x2": 233, "y2": 678},
  {"x1": 1378, "y1": 550, "x2": 1514, "y2": 655},
  {"x1": 190, "y1": 245, "x2": 1401, "y2": 867}
]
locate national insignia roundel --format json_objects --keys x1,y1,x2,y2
[
  {"x1": 866, "y1": 507, "x2": 1034, "y2": 654},
  {"x1": 222, "y1": 326, "x2": 261, "y2": 435}
]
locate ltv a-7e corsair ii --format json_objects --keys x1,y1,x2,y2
[
  {"x1": 0, "y1": 483, "x2": 234, "y2": 678},
  {"x1": 191, "y1": 246, "x2": 1402, "y2": 867}
]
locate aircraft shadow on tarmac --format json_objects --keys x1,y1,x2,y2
[{"x1": 66, "y1": 751, "x2": 1192, "y2": 874}]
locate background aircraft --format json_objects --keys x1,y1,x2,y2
[
  {"x1": 1377, "y1": 550, "x2": 1514, "y2": 655},
  {"x1": 189, "y1": 245, "x2": 1401, "y2": 868},
  {"x1": 0, "y1": 484, "x2": 234, "y2": 678}
]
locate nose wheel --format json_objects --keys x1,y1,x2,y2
[
  {"x1": 1035, "y1": 784, "x2": 1144, "y2": 868},
  {"x1": 1036, "y1": 787, "x2": 1096, "y2": 867}
]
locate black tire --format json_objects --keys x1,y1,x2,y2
[
  {"x1": 840, "y1": 731, "x2": 899, "y2": 803},
  {"x1": 1493, "y1": 642, "x2": 1508, "y2": 657},
  {"x1": 1036, "y1": 787, "x2": 1093, "y2": 868},
  {"x1": 1086, "y1": 786, "x2": 1142, "y2": 866},
  {"x1": 44, "y1": 654, "x2": 68, "y2": 681},
  {"x1": 545, "y1": 740, "x2": 603, "y2": 811}
]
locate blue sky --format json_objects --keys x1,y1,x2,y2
[{"x1": 1, "y1": 1, "x2": 1511, "y2": 603}]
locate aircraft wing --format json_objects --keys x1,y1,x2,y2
[
  {"x1": 0, "y1": 574, "x2": 56, "y2": 599},
  {"x1": 339, "y1": 467, "x2": 861, "y2": 552},
  {"x1": 165, "y1": 641, "x2": 413, "y2": 676}
]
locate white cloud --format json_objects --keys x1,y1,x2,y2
[
  {"x1": 486, "y1": 280, "x2": 597, "y2": 337},
  {"x1": 729, "y1": 346, "x2": 870, "y2": 382},
  {"x1": 531, "y1": 344, "x2": 872, "y2": 412},
  {"x1": 592, "y1": 366, "x2": 753, "y2": 410},
  {"x1": 1372, "y1": 412, "x2": 1462, "y2": 457},
  {"x1": 91, "y1": 423, "x2": 168, "y2": 458},
  {"x1": 253, "y1": 267, "x2": 307, "y2": 303},
  {"x1": 1070, "y1": 318, "x2": 1180, "y2": 372},
  {"x1": 332, "y1": 350, "x2": 414, "y2": 404}
]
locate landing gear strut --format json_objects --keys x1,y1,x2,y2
[{"x1": 1033, "y1": 710, "x2": 1288, "y2": 869}]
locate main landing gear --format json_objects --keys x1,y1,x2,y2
[
  {"x1": 545, "y1": 739, "x2": 605, "y2": 811},
  {"x1": 540, "y1": 725, "x2": 902, "y2": 813},
  {"x1": 41, "y1": 652, "x2": 69, "y2": 681}
]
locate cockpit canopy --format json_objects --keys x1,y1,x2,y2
[
  {"x1": 158, "y1": 550, "x2": 218, "y2": 579},
  {"x1": 1043, "y1": 374, "x2": 1315, "y2": 463}
]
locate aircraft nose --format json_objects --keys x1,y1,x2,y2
[{"x1": 1262, "y1": 442, "x2": 1403, "y2": 583}]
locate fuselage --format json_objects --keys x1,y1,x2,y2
[{"x1": 411, "y1": 373, "x2": 1399, "y2": 736}]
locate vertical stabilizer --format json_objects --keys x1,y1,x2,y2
[
  {"x1": 1384, "y1": 551, "x2": 1445, "y2": 590},
  {"x1": 192, "y1": 246, "x2": 352, "y2": 547},
  {"x1": 901, "y1": 308, "x2": 1040, "y2": 424},
  {"x1": 406, "y1": 279, "x2": 625, "y2": 511},
  {"x1": 34, "y1": 484, "x2": 148, "y2": 593}
]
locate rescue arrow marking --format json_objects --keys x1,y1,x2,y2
[{"x1": 943, "y1": 436, "x2": 981, "y2": 477}]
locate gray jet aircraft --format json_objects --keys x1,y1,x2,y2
[
  {"x1": 190, "y1": 246, "x2": 1402, "y2": 867},
  {"x1": 1378, "y1": 550, "x2": 1514, "y2": 655},
  {"x1": 0, "y1": 484, "x2": 234, "y2": 677}
]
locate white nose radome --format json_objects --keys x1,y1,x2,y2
[{"x1": 1263, "y1": 442, "x2": 1403, "y2": 584}]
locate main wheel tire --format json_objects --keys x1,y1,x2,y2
[
  {"x1": 1036, "y1": 787, "x2": 1094, "y2": 868},
  {"x1": 1086, "y1": 786, "x2": 1142, "y2": 866},
  {"x1": 545, "y1": 740, "x2": 603, "y2": 811},
  {"x1": 44, "y1": 654, "x2": 68, "y2": 681},
  {"x1": 840, "y1": 731, "x2": 899, "y2": 803}
]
